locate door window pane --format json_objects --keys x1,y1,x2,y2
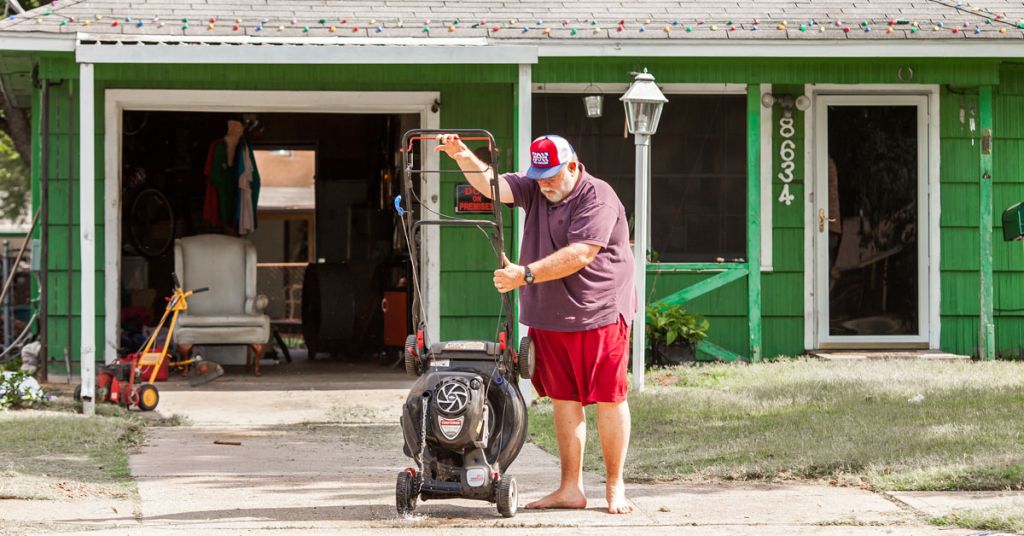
[{"x1": 826, "y1": 105, "x2": 919, "y2": 336}]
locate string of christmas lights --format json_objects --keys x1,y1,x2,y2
[{"x1": 5, "y1": 6, "x2": 1024, "y2": 37}]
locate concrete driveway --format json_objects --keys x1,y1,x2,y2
[{"x1": 36, "y1": 360, "x2": 986, "y2": 535}]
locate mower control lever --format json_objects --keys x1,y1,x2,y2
[{"x1": 411, "y1": 219, "x2": 499, "y2": 234}]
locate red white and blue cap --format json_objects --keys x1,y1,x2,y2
[{"x1": 526, "y1": 135, "x2": 575, "y2": 180}]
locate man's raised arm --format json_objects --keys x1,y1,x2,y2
[{"x1": 434, "y1": 134, "x2": 515, "y2": 204}]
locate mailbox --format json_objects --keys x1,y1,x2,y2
[{"x1": 1002, "y1": 201, "x2": 1024, "y2": 241}]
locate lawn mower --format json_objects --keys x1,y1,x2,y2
[
  {"x1": 74, "y1": 273, "x2": 223, "y2": 411},
  {"x1": 394, "y1": 129, "x2": 535, "y2": 518}
]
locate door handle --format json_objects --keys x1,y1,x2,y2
[{"x1": 818, "y1": 208, "x2": 837, "y2": 232}]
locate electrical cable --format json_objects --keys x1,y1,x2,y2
[{"x1": 0, "y1": 312, "x2": 37, "y2": 363}]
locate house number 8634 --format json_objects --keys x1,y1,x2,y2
[{"x1": 777, "y1": 117, "x2": 796, "y2": 206}]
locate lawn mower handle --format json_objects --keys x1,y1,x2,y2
[
  {"x1": 400, "y1": 128, "x2": 497, "y2": 154},
  {"x1": 410, "y1": 219, "x2": 499, "y2": 233}
]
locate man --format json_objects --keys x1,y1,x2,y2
[{"x1": 435, "y1": 133, "x2": 637, "y2": 515}]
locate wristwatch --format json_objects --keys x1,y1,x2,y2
[{"x1": 523, "y1": 265, "x2": 535, "y2": 285}]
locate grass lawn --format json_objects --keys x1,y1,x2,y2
[
  {"x1": 0, "y1": 399, "x2": 175, "y2": 501},
  {"x1": 932, "y1": 504, "x2": 1024, "y2": 534},
  {"x1": 528, "y1": 359, "x2": 1024, "y2": 491}
]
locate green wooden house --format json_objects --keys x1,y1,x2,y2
[{"x1": 0, "y1": 0, "x2": 1020, "y2": 392}]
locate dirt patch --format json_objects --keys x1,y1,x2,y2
[{"x1": 51, "y1": 480, "x2": 126, "y2": 499}]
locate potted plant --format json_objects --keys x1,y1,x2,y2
[{"x1": 645, "y1": 304, "x2": 709, "y2": 366}]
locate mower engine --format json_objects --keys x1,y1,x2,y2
[{"x1": 431, "y1": 373, "x2": 490, "y2": 452}]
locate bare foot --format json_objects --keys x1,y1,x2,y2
[
  {"x1": 525, "y1": 487, "x2": 587, "y2": 510},
  {"x1": 606, "y1": 481, "x2": 634, "y2": 514}
]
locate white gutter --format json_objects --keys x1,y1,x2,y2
[
  {"x1": 534, "y1": 39, "x2": 1024, "y2": 58},
  {"x1": 75, "y1": 36, "x2": 538, "y2": 64},
  {"x1": 0, "y1": 30, "x2": 1022, "y2": 59},
  {"x1": 0, "y1": 33, "x2": 74, "y2": 51}
]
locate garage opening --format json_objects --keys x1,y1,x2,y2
[{"x1": 118, "y1": 110, "x2": 420, "y2": 373}]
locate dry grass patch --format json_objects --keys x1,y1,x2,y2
[
  {"x1": 931, "y1": 502, "x2": 1024, "y2": 534},
  {"x1": 529, "y1": 359, "x2": 1024, "y2": 490},
  {"x1": 0, "y1": 397, "x2": 185, "y2": 501}
]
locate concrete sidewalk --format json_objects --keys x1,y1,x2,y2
[{"x1": 15, "y1": 362, "x2": 1012, "y2": 535}]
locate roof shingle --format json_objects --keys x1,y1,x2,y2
[{"x1": 2, "y1": 0, "x2": 1024, "y2": 41}]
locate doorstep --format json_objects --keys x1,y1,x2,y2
[{"x1": 809, "y1": 350, "x2": 971, "y2": 361}]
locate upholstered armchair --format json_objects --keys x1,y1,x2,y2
[{"x1": 173, "y1": 234, "x2": 270, "y2": 375}]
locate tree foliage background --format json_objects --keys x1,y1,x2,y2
[{"x1": 0, "y1": 0, "x2": 55, "y2": 224}]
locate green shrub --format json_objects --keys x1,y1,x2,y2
[
  {"x1": 645, "y1": 304, "x2": 709, "y2": 348},
  {"x1": 0, "y1": 371, "x2": 42, "y2": 410}
]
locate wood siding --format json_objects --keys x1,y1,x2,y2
[{"x1": 30, "y1": 54, "x2": 1024, "y2": 369}]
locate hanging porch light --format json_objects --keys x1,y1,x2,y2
[{"x1": 582, "y1": 84, "x2": 604, "y2": 118}]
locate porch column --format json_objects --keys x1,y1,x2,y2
[
  {"x1": 980, "y1": 86, "x2": 995, "y2": 360},
  {"x1": 515, "y1": 63, "x2": 534, "y2": 403},
  {"x1": 746, "y1": 85, "x2": 763, "y2": 361},
  {"x1": 79, "y1": 63, "x2": 96, "y2": 415},
  {"x1": 631, "y1": 134, "x2": 649, "y2": 390}
]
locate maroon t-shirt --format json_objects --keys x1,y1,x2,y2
[{"x1": 504, "y1": 166, "x2": 637, "y2": 332}]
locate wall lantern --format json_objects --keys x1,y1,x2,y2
[
  {"x1": 761, "y1": 93, "x2": 811, "y2": 118},
  {"x1": 583, "y1": 94, "x2": 604, "y2": 118}
]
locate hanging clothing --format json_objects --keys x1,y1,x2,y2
[
  {"x1": 201, "y1": 137, "x2": 261, "y2": 232},
  {"x1": 236, "y1": 141, "x2": 261, "y2": 235}
]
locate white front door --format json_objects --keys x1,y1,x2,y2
[{"x1": 812, "y1": 93, "x2": 934, "y2": 348}]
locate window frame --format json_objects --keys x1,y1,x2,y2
[{"x1": 531, "y1": 83, "x2": 752, "y2": 271}]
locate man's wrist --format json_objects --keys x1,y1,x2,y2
[{"x1": 522, "y1": 264, "x2": 534, "y2": 285}]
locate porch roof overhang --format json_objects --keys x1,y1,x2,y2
[
  {"x1": 5, "y1": 31, "x2": 1024, "y2": 64},
  {"x1": 74, "y1": 35, "x2": 539, "y2": 64}
]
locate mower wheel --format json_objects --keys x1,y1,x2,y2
[
  {"x1": 404, "y1": 335, "x2": 422, "y2": 377},
  {"x1": 395, "y1": 470, "x2": 418, "y2": 516},
  {"x1": 496, "y1": 476, "x2": 518, "y2": 518},
  {"x1": 517, "y1": 336, "x2": 535, "y2": 380},
  {"x1": 136, "y1": 384, "x2": 160, "y2": 412}
]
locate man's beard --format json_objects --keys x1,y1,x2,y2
[{"x1": 541, "y1": 188, "x2": 565, "y2": 203}]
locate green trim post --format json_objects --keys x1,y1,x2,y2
[
  {"x1": 980, "y1": 86, "x2": 995, "y2": 360},
  {"x1": 746, "y1": 85, "x2": 762, "y2": 362}
]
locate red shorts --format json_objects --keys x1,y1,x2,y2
[{"x1": 528, "y1": 316, "x2": 631, "y2": 406}]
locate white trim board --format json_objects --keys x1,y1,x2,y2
[
  {"x1": 803, "y1": 84, "x2": 815, "y2": 351},
  {"x1": 759, "y1": 83, "x2": 773, "y2": 271},
  {"x1": 77, "y1": 42, "x2": 538, "y2": 64},
  {"x1": 3, "y1": 33, "x2": 1024, "y2": 59},
  {"x1": 533, "y1": 83, "x2": 747, "y2": 94},
  {"x1": 0, "y1": 34, "x2": 74, "y2": 51},
  {"x1": 516, "y1": 63, "x2": 535, "y2": 403},
  {"x1": 805, "y1": 87, "x2": 940, "y2": 349},
  {"x1": 535, "y1": 40, "x2": 1024, "y2": 58},
  {"x1": 102, "y1": 89, "x2": 442, "y2": 361},
  {"x1": 79, "y1": 63, "x2": 96, "y2": 416}
]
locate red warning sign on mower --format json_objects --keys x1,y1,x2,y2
[{"x1": 455, "y1": 183, "x2": 494, "y2": 214}]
